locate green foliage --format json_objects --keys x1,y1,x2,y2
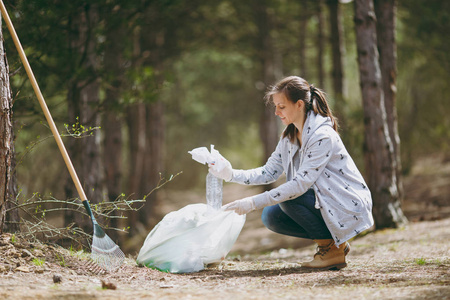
[
  {"x1": 4, "y1": 0, "x2": 448, "y2": 197},
  {"x1": 122, "y1": 66, "x2": 159, "y2": 105},
  {"x1": 63, "y1": 117, "x2": 101, "y2": 138}
]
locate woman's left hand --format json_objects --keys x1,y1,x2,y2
[{"x1": 222, "y1": 197, "x2": 256, "y2": 215}]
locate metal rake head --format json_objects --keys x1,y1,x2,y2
[{"x1": 90, "y1": 224, "x2": 125, "y2": 272}]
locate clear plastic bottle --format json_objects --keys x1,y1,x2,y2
[{"x1": 206, "y1": 172, "x2": 223, "y2": 212}]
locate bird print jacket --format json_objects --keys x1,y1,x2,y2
[{"x1": 230, "y1": 111, "x2": 374, "y2": 246}]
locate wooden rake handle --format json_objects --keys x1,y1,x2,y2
[{"x1": 0, "y1": 1, "x2": 88, "y2": 201}]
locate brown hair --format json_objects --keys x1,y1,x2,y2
[{"x1": 265, "y1": 76, "x2": 338, "y2": 142}]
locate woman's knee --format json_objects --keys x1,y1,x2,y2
[{"x1": 261, "y1": 206, "x2": 278, "y2": 231}]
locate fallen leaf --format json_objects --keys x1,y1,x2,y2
[
  {"x1": 101, "y1": 280, "x2": 117, "y2": 290},
  {"x1": 15, "y1": 266, "x2": 30, "y2": 273}
]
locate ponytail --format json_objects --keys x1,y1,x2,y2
[{"x1": 309, "y1": 85, "x2": 339, "y2": 132}]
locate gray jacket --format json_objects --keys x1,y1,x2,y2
[{"x1": 230, "y1": 111, "x2": 374, "y2": 246}]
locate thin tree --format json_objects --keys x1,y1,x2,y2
[
  {"x1": 327, "y1": 0, "x2": 346, "y2": 121},
  {"x1": 65, "y1": 4, "x2": 105, "y2": 234},
  {"x1": 374, "y1": 0, "x2": 403, "y2": 200},
  {"x1": 102, "y1": 5, "x2": 127, "y2": 242},
  {"x1": 354, "y1": 0, "x2": 407, "y2": 228},
  {"x1": 299, "y1": 4, "x2": 308, "y2": 78},
  {"x1": 254, "y1": 0, "x2": 280, "y2": 165},
  {"x1": 0, "y1": 15, "x2": 12, "y2": 232},
  {"x1": 137, "y1": 9, "x2": 167, "y2": 229},
  {"x1": 316, "y1": 0, "x2": 326, "y2": 88},
  {"x1": 125, "y1": 24, "x2": 147, "y2": 235},
  {"x1": 127, "y1": 1, "x2": 188, "y2": 230}
]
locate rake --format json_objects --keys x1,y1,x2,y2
[{"x1": 0, "y1": 1, "x2": 125, "y2": 271}]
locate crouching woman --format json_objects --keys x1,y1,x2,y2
[{"x1": 211, "y1": 76, "x2": 374, "y2": 270}]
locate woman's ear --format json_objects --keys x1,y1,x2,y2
[{"x1": 296, "y1": 100, "x2": 304, "y2": 110}]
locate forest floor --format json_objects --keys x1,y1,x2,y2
[{"x1": 0, "y1": 154, "x2": 449, "y2": 300}]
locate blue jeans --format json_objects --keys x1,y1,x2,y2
[{"x1": 261, "y1": 189, "x2": 332, "y2": 240}]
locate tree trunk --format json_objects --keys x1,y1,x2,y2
[
  {"x1": 0, "y1": 19, "x2": 19, "y2": 233},
  {"x1": 299, "y1": 8, "x2": 308, "y2": 78},
  {"x1": 255, "y1": 0, "x2": 279, "y2": 166},
  {"x1": 0, "y1": 19, "x2": 13, "y2": 233},
  {"x1": 102, "y1": 15, "x2": 126, "y2": 242},
  {"x1": 327, "y1": 0, "x2": 346, "y2": 123},
  {"x1": 139, "y1": 101, "x2": 164, "y2": 227},
  {"x1": 80, "y1": 83, "x2": 103, "y2": 202},
  {"x1": 317, "y1": 0, "x2": 326, "y2": 88},
  {"x1": 124, "y1": 24, "x2": 148, "y2": 234},
  {"x1": 126, "y1": 102, "x2": 146, "y2": 232},
  {"x1": 5, "y1": 128, "x2": 19, "y2": 233},
  {"x1": 374, "y1": 0, "x2": 403, "y2": 201},
  {"x1": 138, "y1": 25, "x2": 166, "y2": 228},
  {"x1": 65, "y1": 5, "x2": 104, "y2": 234},
  {"x1": 354, "y1": 0, "x2": 407, "y2": 229},
  {"x1": 125, "y1": 17, "x2": 167, "y2": 229},
  {"x1": 102, "y1": 110, "x2": 122, "y2": 239}
]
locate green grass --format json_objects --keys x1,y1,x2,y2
[
  {"x1": 415, "y1": 258, "x2": 427, "y2": 265},
  {"x1": 55, "y1": 254, "x2": 66, "y2": 267},
  {"x1": 32, "y1": 258, "x2": 45, "y2": 266}
]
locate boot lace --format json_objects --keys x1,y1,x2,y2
[{"x1": 314, "y1": 242, "x2": 334, "y2": 257}]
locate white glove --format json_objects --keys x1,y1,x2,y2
[
  {"x1": 208, "y1": 153, "x2": 233, "y2": 181},
  {"x1": 222, "y1": 197, "x2": 256, "y2": 215}
]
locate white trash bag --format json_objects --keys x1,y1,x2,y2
[
  {"x1": 136, "y1": 145, "x2": 245, "y2": 273},
  {"x1": 136, "y1": 204, "x2": 245, "y2": 273}
]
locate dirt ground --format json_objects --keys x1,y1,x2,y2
[{"x1": 0, "y1": 154, "x2": 449, "y2": 299}]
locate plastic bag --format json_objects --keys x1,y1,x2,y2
[
  {"x1": 136, "y1": 204, "x2": 245, "y2": 273},
  {"x1": 188, "y1": 145, "x2": 229, "y2": 174},
  {"x1": 136, "y1": 145, "x2": 245, "y2": 273}
]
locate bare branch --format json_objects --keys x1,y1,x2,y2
[{"x1": 8, "y1": 171, "x2": 182, "y2": 246}]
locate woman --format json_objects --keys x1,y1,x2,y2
[{"x1": 210, "y1": 76, "x2": 374, "y2": 270}]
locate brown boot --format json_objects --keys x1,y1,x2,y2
[{"x1": 301, "y1": 239, "x2": 349, "y2": 270}]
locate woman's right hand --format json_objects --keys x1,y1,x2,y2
[{"x1": 208, "y1": 153, "x2": 233, "y2": 181}]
